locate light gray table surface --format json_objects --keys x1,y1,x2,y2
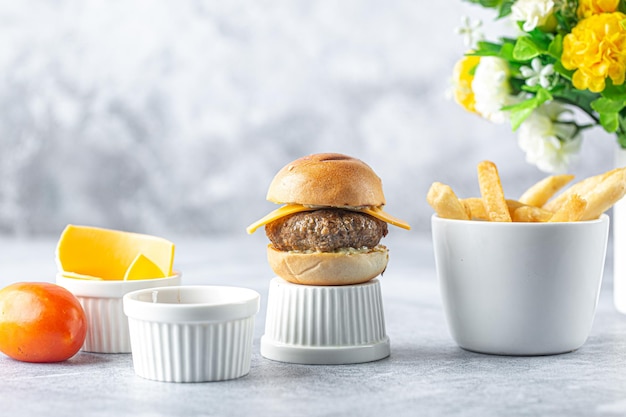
[{"x1": 1, "y1": 232, "x2": 626, "y2": 417}]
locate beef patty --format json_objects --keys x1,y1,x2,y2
[{"x1": 265, "y1": 208, "x2": 388, "y2": 252}]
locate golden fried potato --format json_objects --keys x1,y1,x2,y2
[
  {"x1": 427, "y1": 182, "x2": 469, "y2": 220},
  {"x1": 477, "y1": 161, "x2": 511, "y2": 222},
  {"x1": 580, "y1": 168, "x2": 626, "y2": 220},
  {"x1": 512, "y1": 205, "x2": 554, "y2": 222},
  {"x1": 549, "y1": 194, "x2": 587, "y2": 222},
  {"x1": 519, "y1": 174, "x2": 575, "y2": 208}
]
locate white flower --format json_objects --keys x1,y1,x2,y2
[
  {"x1": 511, "y1": 0, "x2": 555, "y2": 32},
  {"x1": 520, "y1": 58, "x2": 554, "y2": 88},
  {"x1": 455, "y1": 16, "x2": 484, "y2": 48},
  {"x1": 517, "y1": 104, "x2": 582, "y2": 173},
  {"x1": 472, "y1": 57, "x2": 516, "y2": 124}
]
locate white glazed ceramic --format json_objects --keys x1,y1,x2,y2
[
  {"x1": 56, "y1": 272, "x2": 181, "y2": 353},
  {"x1": 261, "y1": 277, "x2": 390, "y2": 364},
  {"x1": 614, "y1": 148, "x2": 626, "y2": 313},
  {"x1": 123, "y1": 285, "x2": 260, "y2": 383},
  {"x1": 432, "y1": 214, "x2": 609, "y2": 356}
]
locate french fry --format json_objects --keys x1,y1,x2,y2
[
  {"x1": 428, "y1": 164, "x2": 626, "y2": 223},
  {"x1": 519, "y1": 174, "x2": 575, "y2": 208},
  {"x1": 512, "y1": 205, "x2": 554, "y2": 222},
  {"x1": 549, "y1": 194, "x2": 587, "y2": 222},
  {"x1": 580, "y1": 168, "x2": 626, "y2": 220},
  {"x1": 427, "y1": 182, "x2": 470, "y2": 220},
  {"x1": 477, "y1": 161, "x2": 511, "y2": 222},
  {"x1": 543, "y1": 168, "x2": 622, "y2": 212},
  {"x1": 505, "y1": 199, "x2": 525, "y2": 212},
  {"x1": 461, "y1": 198, "x2": 543, "y2": 220},
  {"x1": 461, "y1": 198, "x2": 487, "y2": 220}
]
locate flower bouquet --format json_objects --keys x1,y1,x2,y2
[{"x1": 452, "y1": 0, "x2": 626, "y2": 173}]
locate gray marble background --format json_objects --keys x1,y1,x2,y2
[{"x1": 0, "y1": 0, "x2": 614, "y2": 238}]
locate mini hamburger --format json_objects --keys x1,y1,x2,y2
[{"x1": 247, "y1": 153, "x2": 410, "y2": 286}]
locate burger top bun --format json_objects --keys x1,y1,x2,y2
[
  {"x1": 267, "y1": 245, "x2": 389, "y2": 286},
  {"x1": 266, "y1": 153, "x2": 386, "y2": 207}
]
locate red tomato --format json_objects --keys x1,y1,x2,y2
[{"x1": 0, "y1": 282, "x2": 87, "y2": 362}]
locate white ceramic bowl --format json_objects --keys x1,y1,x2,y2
[
  {"x1": 56, "y1": 272, "x2": 181, "y2": 353},
  {"x1": 123, "y1": 285, "x2": 260, "y2": 383},
  {"x1": 432, "y1": 214, "x2": 609, "y2": 356},
  {"x1": 261, "y1": 277, "x2": 390, "y2": 364}
]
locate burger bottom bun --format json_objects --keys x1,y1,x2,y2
[{"x1": 266, "y1": 244, "x2": 389, "y2": 286}]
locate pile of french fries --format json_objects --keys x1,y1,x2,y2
[{"x1": 427, "y1": 161, "x2": 626, "y2": 222}]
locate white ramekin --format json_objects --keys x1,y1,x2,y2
[
  {"x1": 261, "y1": 277, "x2": 390, "y2": 364},
  {"x1": 56, "y1": 272, "x2": 181, "y2": 353},
  {"x1": 432, "y1": 214, "x2": 609, "y2": 356},
  {"x1": 123, "y1": 285, "x2": 260, "y2": 383}
]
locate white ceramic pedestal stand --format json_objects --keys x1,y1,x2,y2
[{"x1": 260, "y1": 277, "x2": 391, "y2": 365}]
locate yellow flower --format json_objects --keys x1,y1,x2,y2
[
  {"x1": 577, "y1": 0, "x2": 620, "y2": 18},
  {"x1": 452, "y1": 55, "x2": 480, "y2": 113},
  {"x1": 562, "y1": 12, "x2": 626, "y2": 93}
]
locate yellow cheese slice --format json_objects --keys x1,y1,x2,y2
[
  {"x1": 246, "y1": 204, "x2": 315, "y2": 234},
  {"x1": 58, "y1": 271, "x2": 104, "y2": 281},
  {"x1": 362, "y1": 206, "x2": 411, "y2": 230},
  {"x1": 56, "y1": 224, "x2": 175, "y2": 280},
  {"x1": 246, "y1": 204, "x2": 411, "y2": 234},
  {"x1": 124, "y1": 253, "x2": 166, "y2": 281}
]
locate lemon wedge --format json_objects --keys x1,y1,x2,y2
[{"x1": 56, "y1": 225, "x2": 175, "y2": 280}]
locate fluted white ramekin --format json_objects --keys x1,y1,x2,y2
[
  {"x1": 123, "y1": 285, "x2": 260, "y2": 383},
  {"x1": 261, "y1": 277, "x2": 390, "y2": 364},
  {"x1": 56, "y1": 272, "x2": 181, "y2": 353}
]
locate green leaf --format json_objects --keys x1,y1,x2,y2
[
  {"x1": 526, "y1": 28, "x2": 553, "y2": 50},
  {"x1": 499, "y1": 42, "x2": 516, "y2": 61},
  {"x1": 602, "y1": 79, "x2": 626, "y2": 100},
  {"x1": 502, "y1": 88, "x2": 553, "y2": 130},
  {"x1": 618, "y1": 116, "x2": 626, "y2": 147},
  {"x1": 497, "y1": 0, "x2": 514, "y2": 18},
  {"x1": 534, "y1": 87, "x2": 553, "y2": 103},
  {"x1": 477, "y1": 0, "x2": 501, "y2": 7},
  {"x1": 547, "y1": 83, "x2": 566, "y2": 95},
  {"x1": 462, "y1": 0, "x2": 502, "y2": 8},
  {"x1": 513, "y1": 37, "x2": 541, "y2": 61},
  {"x1": 616, "y1": 115, "x2": 626, "y2": 149},
  {"x1": 552, "y1": 61, "x2": 573, "y2": 80},
  {"x1": 547, "y1": 34, "x2": 563, "y2": 59},
  {"x1": 591, "y1": 97, "x2": 626, "y2": 113},
  {"x1": 592, "y1": 96, "x2": 626, "y2": 132},
  {"x1": 600, "y1": 112, "x2": 619, "y2": 132},
  {"x1": 509, "y1": 107, "x2": 536, "y2": 131},
  {"x1": 469, "y1": 40, "x2": 518, "y2": 61},
  {"x1": 470, "y1": 41, "x2": 504, "y2": 57},
  {"x1": 501, "y1": 98, "x2": 535, "y2": 113}
]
